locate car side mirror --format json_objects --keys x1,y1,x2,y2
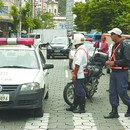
[
  {"x1": 43, "y1": 64, "x2": 54, "y2": 70},
  {"x1": 39, "y1": 42, "x2": 50, "y2": 48}
]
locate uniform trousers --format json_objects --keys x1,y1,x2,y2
[
  {"x1": 74, "y1": 78, "x2": 86, "y2": 97},
  {"x1": 109, "y1": 70, "x2": 130, "y2": 107}
]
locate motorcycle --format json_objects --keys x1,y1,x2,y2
[{"x1": 63, "y1": 48, "x2": 108, "y2": 106}]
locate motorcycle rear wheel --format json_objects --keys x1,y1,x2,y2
[{"x1": 63, "y1": 82, "x2": 74, "y2": 106}]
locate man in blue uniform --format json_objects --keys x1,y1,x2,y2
[
  {"x1": 104, "y1": 28, "x2": 130, "y2": 118},
  {"x1": 66, "y1": 34, "x2": 88, "y2": 113}
]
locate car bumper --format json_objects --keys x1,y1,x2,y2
[{"x1": 0, "y1": 88, "x2": 44, "y2": 110}]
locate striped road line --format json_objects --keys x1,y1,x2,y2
[{"x1": 73, "y1": 113, "x2": 97, "y2": 130}]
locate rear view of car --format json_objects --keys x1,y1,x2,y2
[{"x1": 46, "y1": 36, "x2": 72, "y2": 59}]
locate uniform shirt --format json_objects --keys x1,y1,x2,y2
[
  {"x1": 111, "y1": 40, "x2": 130, "y2": 67},
  {"x1": 72, "y1": 45, "x2": 88, "y2": 79}
]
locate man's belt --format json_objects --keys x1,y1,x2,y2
[{"x1": 111, "y1": 66, "x2": 128, "y2": 70}]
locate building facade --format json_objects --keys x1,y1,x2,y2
[
  {"x1": 0, "y1": 0, "x2": 26, "y2": 37},
  {"x1": 45, "y1": 0, "x2": 66, "y2": 29}
]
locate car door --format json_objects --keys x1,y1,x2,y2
[{"x1": 39, "y1": 50, "x2": 49, "y2": 96}]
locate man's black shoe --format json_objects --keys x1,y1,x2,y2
[
  {"x1": 66, "y1": 106, "x2": 76, "y2": 111},
  {"x1": 73, "y1": 108, "x2": 85, "y2": 113},
  {"x1": 125, "y1": 112, "x2": 130, "y2": 117},
  {"x1": 104, "y1": 112, "x2": 119, "y2": 119}
]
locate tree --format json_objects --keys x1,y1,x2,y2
[
  {"x1": 10, "y1": 2, "x2": 42, "y2": 33},
  {"x1": 22, "y1": 2, "x2": 42, "y2": 31},
  {"x1": 10, "y1": 5, "x2": 19, "y2": 30},
  {"x1": 58, "y1": 0, "x2": 66, "y2": 16},
  {"x1": 0, "y1": 2, "x2": 4, "y2": 19},
  {"x1": 72, "y1": 0, "x2": 130, "y2": 33},
  {"x1": 41, "y1": 12, "x2": 55, "y2": 29}
]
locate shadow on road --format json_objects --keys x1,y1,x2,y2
[{"x1": 0, "y1": 109, "x2": 35, "y2": 120}]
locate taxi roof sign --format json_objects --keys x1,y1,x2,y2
[{"x1": 0, "y1": 38, "x2": 34, "y2": 45}]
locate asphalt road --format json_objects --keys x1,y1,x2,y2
[{"x1": 0, "y1": 49, "x2": 130, "y2": 130}]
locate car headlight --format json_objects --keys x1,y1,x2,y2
[{"x1": 21, "y1": 82, "x2": 40, "y2": 91}]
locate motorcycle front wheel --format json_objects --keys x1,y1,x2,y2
[{"x1": 63, "y1": 82, "x2": 74, "y2": 106}]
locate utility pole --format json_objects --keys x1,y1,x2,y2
[{"x1": 19, "y1": 0, "x2": 22, "y2": 38}]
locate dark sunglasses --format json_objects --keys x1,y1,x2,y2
[{"x1": 111, "y1": 33, "x2": 116, "y2": 36}]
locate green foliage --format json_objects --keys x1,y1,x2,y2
[
  {"x1": 72, "y1": 0, "x2": 130, "y2": 33},
  {"x1": 10, "y1": 5, "x2": 19, "y2": 29},
  {"x1": 41, "y1": 12, "x2": 55, "y2": 29},
  {"x1": 33, "y1": 18, "x2": 43, "y2": 29},
  {"x1": 0, "y1": 2, "x2": 4, "y2": 6},
  {"x1": 10, "y1": 2, "x2": 42, "y2": 32},
  {"x1": 58, "y1": 0, "x2": 66, "y2": 16},
  {"x1": 0, "y1": 2, "x2": 4, "y2": 19}
]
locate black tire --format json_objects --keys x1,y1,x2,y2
[
  {"x1": 34, "y1": 107, "x2": 43, "y2": 117},
  {"x1": 63, "y1": 82, "x2": 74, "y2": 106},
  {"x1": 86, "y1": 77, "x2": 98, "y2": 98}
]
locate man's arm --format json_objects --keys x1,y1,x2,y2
[{"x1": 72, "y1": 64, "x2": 80, "y2": 81}]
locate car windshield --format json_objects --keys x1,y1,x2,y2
[
  {"x1": 0, "y1": 49, "x2": 39, "y2": 69},
  {"x1": 50, "y1": 37, "x2": 68, "y2": 45}
]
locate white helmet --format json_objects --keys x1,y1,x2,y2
[{"x1": 73, "y1": 34, "x2": 85, "y2": 46}]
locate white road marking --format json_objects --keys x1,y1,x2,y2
[
  {"x1": 118, "y1": 113, "x2": 130, "y2": 130},
  {"x1": 73, "y1": 113, "x2": 97, "y2": 130},
  {"x1": 24, "y1": 113, "x2": 50, "y2": 130},
  {"x1": 65, "y1": 70, "x2": 69, "y2": 78}
]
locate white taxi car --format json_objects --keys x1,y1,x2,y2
[{"x1": 0, "y1": 38, "x2": 54, "y2": 117}]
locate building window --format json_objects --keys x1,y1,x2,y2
[
  {"x1": 0, "y1": 6, "x2": 8, "y2": 15},
  {"x1": 54, "y1": 9, "x2": 56, "y2": 14}
]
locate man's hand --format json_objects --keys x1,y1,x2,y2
[
  {"x1": 72, "y1": 74, "x2": 76, "y2": 82},
  {"x1": 105, "y1": 61, "x2": 115, "y2": 67}
]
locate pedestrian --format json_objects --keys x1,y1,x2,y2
[
  {"x1": 104, "y1": 27, "x2": 130, "y2": 118},
  {"x1": 66, "y1": 34, "x2": 88, "y2": 113},
  {"x1": 98, "y1": 36, "x2": 109, "y2": 54}
]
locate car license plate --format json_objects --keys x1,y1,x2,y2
[
  {"x1": 0, "y1": 94, "x2": 9, "y2": 101},
  {"x1": 55, "y1": 50, "x2": 60, "y2": 52}
]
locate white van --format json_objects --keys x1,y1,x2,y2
[{"x1": 27, "y1": 33, "x2": 42, "y2": 46}]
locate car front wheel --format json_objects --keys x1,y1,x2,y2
[{"x1": 34, "y1": 107, "x2": 43, "y2": 117}]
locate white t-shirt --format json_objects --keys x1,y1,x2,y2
[
  {"x1": 72, "y1": 45, "x2": 88, "y2": 79},
  {"x1": 108, "y1": 43, "x2": 113, "y2": 58}
]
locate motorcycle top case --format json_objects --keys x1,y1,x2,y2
[{"x1": 93, "y1": 52, "x2": 108, "y2": 67}]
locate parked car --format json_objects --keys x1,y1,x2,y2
[
  {"x1": 0, "y1": 38, "x2": 54, "y2": 117},
  {"x1": 69, "y1": 41, "x2": 95, "y2": 69},
  {"x1": 46, "y1": 36, "x2": 72, "y2": 59}
]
